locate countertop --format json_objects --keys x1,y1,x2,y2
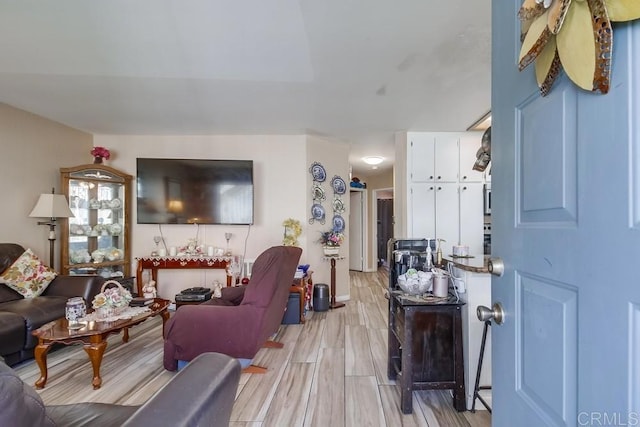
[{"x1": 442, "y1": 254, "x2": 490, "y2": 274}]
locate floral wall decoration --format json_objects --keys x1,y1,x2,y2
[
  {"x1": 518, "y1": 0, "x2": 640, "y2": 96},
  {"x1": 282, "y1": 218, "x2": 303, "y2": 246}
]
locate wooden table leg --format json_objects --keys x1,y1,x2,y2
[
  {"x1": 161, "y1": 309, "x2": 170, "y2": 337},
  {"x1": 34, "y1": 342, "x2": 52, "y2": 389},
  {"x1": 123, "y1": 327, "x2": 130, "y2": 343},
  {"x1": 84, "y1": 340, "x2": 108, "y2": 389},
  {"x1": 290, "y1": 285, "x2": 305, "y2": 324}
]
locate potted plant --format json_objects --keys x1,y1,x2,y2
[
  {"x1": 90, "y1": 146, "x2": 111, "y2": 164},
  {"x1": 318, "y1": 229, "x2": 345, "y2": 256}
]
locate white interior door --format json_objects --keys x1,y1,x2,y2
[
  {"x1": 349, "y1": 190, "x2": 364, "y2": 271},
  {"x1": 492, "y1": 1, "x2": 640, "y2": 425}
]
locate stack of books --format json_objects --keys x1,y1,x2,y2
[{"x1": 130, "y1": 297, "x2": 154, "y2": 307}]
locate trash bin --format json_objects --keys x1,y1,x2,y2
[{"x1": 313, "y1": 283, "x2": 330, "y2": 312}]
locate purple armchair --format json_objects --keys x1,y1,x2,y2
[{"x1": 163, "y1": 246, "x2": 302, "y2": 371}]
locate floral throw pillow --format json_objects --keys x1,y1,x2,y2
[{"x1": 0, "y1": 249, "x2": 57, "y2": 298}]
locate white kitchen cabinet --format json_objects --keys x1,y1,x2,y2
[
  {"x1": 409, "y1": 134, "x2": 435, "y2": 182},
  {"x1": 459, "y1": 132, "x2": 485, "y2": 183},
  {"x1": 434, "y1": 135, "x2": 459, "y2": 182},
  {"x1": 404, "y1": 132, "x2": 484, "y2": 256},
  {"x1": 435, "y1": 183, "x2": 459, "y2": 246},
  {"x1": 409, "y1": 183, "x2": 436, "y2": 238},
  {"x1": 459, "y1": 183, "x2": 484, "y2": 254},
  {"x1": 409, "y1": 133, "x2": 460, "y2": 183}
]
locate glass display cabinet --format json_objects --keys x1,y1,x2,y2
[{"x1": 60, "y1": 164, "x2": 132, "y2": 278}]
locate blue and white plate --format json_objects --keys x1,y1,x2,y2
[
  {"x1": 332, "y1": 215, "x2": 345, "y2": 232},
  {"x1": 310, "y1": 162, "x2": 327, "y2": 182},
  {"x1": 308, "y1": 203, "x2": 326, "y2": 224},
  {"x1": 331, "y1": 176, "x2": 346, "y2": 194}
]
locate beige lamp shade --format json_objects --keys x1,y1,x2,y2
[{"x1": 29, "y1": 194, "x2": 74, "y2": 219}]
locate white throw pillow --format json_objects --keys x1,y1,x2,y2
[{"x1": 0, "y1": 249, "x2": 57, "y2": 298}]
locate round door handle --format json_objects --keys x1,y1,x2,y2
[
  {"x1": 463, "y1": 176, "x2": 467, "y2": 180},
  {"x1": 462, "y1": 186, "x2": 467, "y2": 190},
  {"x1": 488, "y1": 257, "x2": 504, "y2": 277},
  {"x1": 477, "y1": 303, "x2": 505, "y2": 325},
  {"x1": 429, "y1": 186, "x2": 434, "y2": 190},
  {"x1": 429, "y1": 176, "x2": 434, "y2": 179},
  {"x1": 437, "y1": 186, "x2": 442, "y2": 191},
  {"x1": 437, "y1": 176, "x2": 442, "y2": 179}
]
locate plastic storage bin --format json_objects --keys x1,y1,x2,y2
[{"x1": 282, "y1": 293, "x2": 301, "y2": 324}]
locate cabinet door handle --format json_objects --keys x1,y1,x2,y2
[
  {"x1": 429, "y1": 176, "x2": 434, "y2": 180},
  {"x1": 429, "y1": 186, "x2": 434, "y2": 190},
  {"x1": 462, "y1": 186, "x2": 467, "y2": 190},
  {"x1": 437, "y1": 186, "x2": 442, "y2": 191},
  {"x1": 462, "y1": 175, "x2": 467, "y2": 180},
  {"x1": 437, "y1": 176, "x2": 441, "y2": 180}
]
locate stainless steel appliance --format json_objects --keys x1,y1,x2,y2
[
  {"x1": 387, "y1": 238, "x2": 434, "y2": 290},
  {"x1": 483, "y1": 221, "x2": 491, "y2": 255},
  {"x1": 483, "y1": 183, "x2": 491, "y2": 215}
]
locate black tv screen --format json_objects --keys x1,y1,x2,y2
[{"x1": 136, "y1": 158, "x2": 254, "y2": 225}]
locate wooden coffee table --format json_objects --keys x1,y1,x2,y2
[{"x1": 32, "y1": 298, "x2": 170, "y2": 389}]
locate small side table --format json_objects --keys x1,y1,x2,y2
[
  {"x1": 292, "y1": 270, "x2": 313, "y2": 323},
  {"x1": 322, "y1": 256, "x2": 345, "y2": 309}
]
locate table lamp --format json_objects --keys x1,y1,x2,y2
[{"x1": 29, "y1": 188, "x2": 74, "y2": 268}]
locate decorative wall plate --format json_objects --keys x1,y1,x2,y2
[
  {"x1": 312, "y1": 184, "x2": 326, "y2": 202},
  {"x1": 308, "y1": 203, "x2": 326, "y2": 224},
  {"x1": 332, "y1": 215, "x2": 345, "y2": 232},
  {"x1": 332, "y1": 197, "x2": 345, "y2": 214},
  {"x1": 331, "y1": 176, "x2": 346, "y2": 194},
  {"x1": 309, "y1": 162, "x2": 327, "y2": 182}
]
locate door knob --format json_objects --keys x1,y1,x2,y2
[
  {"x1": 477, "y1": 303, "x2": 505, "y2": 325},
  {"x1": 488, "y1": 257, "x2": 504, "y2": 277}
]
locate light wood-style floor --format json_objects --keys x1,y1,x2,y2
[{"x1": 14, "y1": 268, "x2": 491, "y2": 426}]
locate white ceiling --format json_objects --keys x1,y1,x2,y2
[{"x1": 0, "y1": 0, "x2": 491, "y2": 176}]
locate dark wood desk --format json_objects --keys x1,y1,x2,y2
[
  {"x1": 388, "y1": 292, "x2": 466, "y2": 414},
  {"x1": 135, "y1": 256, "x2": 233, "y2": 295}
]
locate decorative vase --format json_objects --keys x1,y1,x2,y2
[
  {"x1": 323, "y1": 246, "x2": 340, "y2": 256},
  {"x1": 93, "y1": 156, "x2": 103, "y2": 164}
]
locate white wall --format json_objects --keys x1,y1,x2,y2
[
  {"x1": 0, "y1": 103, "x2": 93, "y2": 270},
  {"x1": 305, "y1": 135, "x2": 350, "y2": 301},
  {"x1": 95, "y1": 133, "x2": 350, "y2": 300}
]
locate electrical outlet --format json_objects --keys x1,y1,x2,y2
[{"x1": 453, "y1": 278, "x2": 466, "y2": 293}]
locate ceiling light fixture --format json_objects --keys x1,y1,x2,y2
[{"x1": 363, "y1": 156, "x2": 384, "y2": 165}]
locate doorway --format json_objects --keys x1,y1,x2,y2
[
  {"x1": 374, "y1": 188, "x2": 394, "y2": 268},
  {"x1": 349, "y1": 190, "x2": 365, "y2": 271}
]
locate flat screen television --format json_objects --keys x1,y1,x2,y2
[{"x1": 136, "y1": 158, "x2": 254, "y2": 225}]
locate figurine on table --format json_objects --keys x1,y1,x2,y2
[{"x1": 142, "y1": 280, "x2": 157, "y2": 299}]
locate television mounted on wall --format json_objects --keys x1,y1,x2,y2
[{"x1": 136, "y1": 158, "x2": 254, "y2": 225}]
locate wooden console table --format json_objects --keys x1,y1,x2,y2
[
  {"x1": 388, "y1": 292, "x2": 466, "y2": 414},
  {"x1": 135, "y1": 256, "x2": 233, "y2": 295}
]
